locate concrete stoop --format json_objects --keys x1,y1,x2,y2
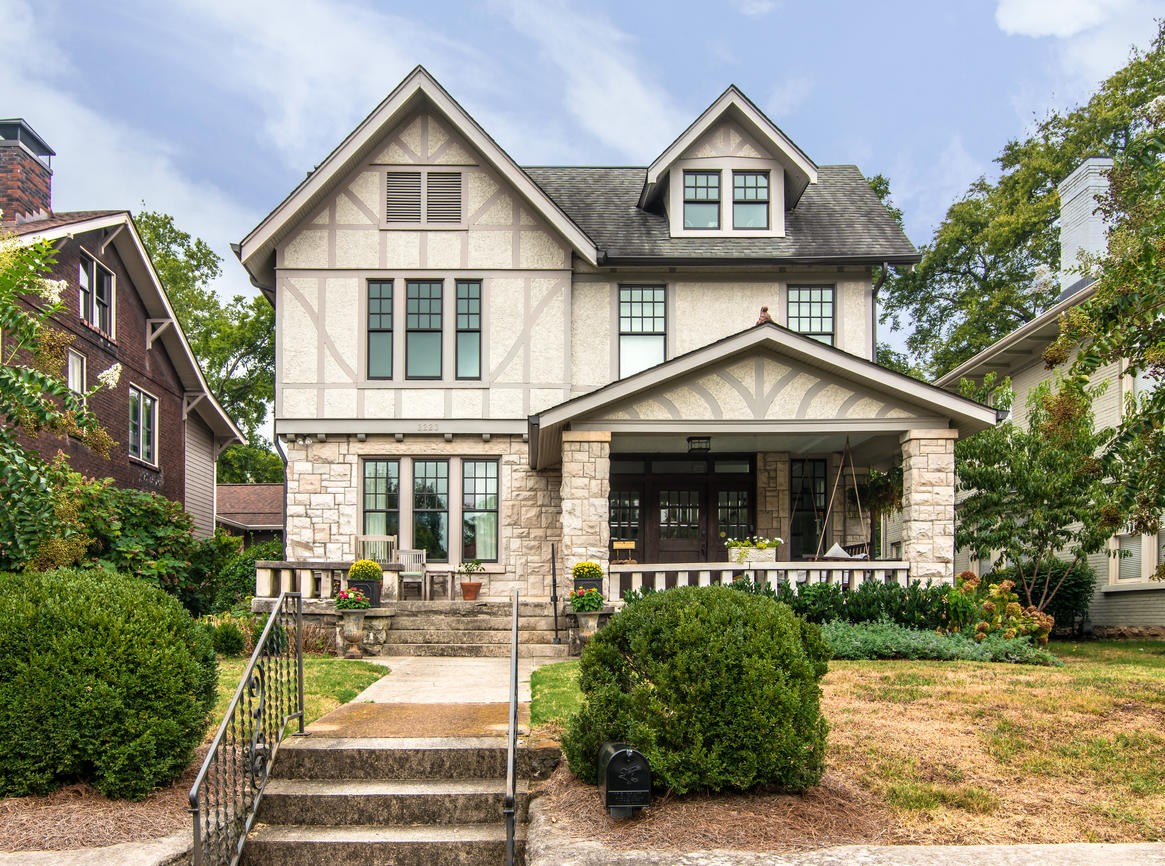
[
  {"x1": 382, "y1": 600, "x2": 570, "y2": 659},
  {"x1": 243, "y1": 736, "x2": 557, "y2": 866}
]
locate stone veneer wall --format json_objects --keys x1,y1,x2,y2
[
  {"x1": 899, "y1": 429, "x2": 957, "y2": 583},
  {"x1": 560, "y1": 431, "x2": 611, "y2": 576},
  {"x1": 755, "y1": 452, "x2": 790, "y2": 558},
  {"x1": 283, "y1": 434, "x2": 561, "y2": 599}
]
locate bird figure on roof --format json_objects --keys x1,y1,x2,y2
[{"x1": 756, "y1": 306, "x2": 773, "y2": 325}]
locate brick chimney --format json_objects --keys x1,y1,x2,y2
[
  {"x1": 0, "y1": 119, "x2": 54, "y2": 224},
  {"x1": 1057, "y1": 156, "x2": 1112, "y2": 298}
]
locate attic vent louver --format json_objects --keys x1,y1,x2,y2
[
  {"x1": 386, "y1": 171, "x2": 422, "y2": 222},
  {"x1": 426, "y1": 172, "x2": 462, "y2": 223}
]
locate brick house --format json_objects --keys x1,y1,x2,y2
[
  {"x1": 1, "y1": 119, "x2": 242, "y2": 536},
  {"x1": 238, "y1": 68, "x2": 995, "y2": 603}
]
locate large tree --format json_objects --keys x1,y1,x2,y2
[
  {"x1": 135, "y1": 211, "x2": 280, "y2": 483},
  {"x1": 881, "y1": 24, "x2": 1165, "y2": 378}
]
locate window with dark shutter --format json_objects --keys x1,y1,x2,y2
[
  {"x1": 386, "y1": 171, "x2": 422, "y2": 222},
  {"x1": 426, "y1": 172, "x2": 462, "y2": 223}
]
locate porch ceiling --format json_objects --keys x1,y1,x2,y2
[{"x1": 610, "y1": 431, "x2": 903, "y2": 466}]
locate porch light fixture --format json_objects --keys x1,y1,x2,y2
[{"x1": 687, "y1": 436, "x2": 711, "y2": 454}]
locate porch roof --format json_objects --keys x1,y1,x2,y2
[{"x1": 528, "y1": 323, "x2": 997, "y2": 469}]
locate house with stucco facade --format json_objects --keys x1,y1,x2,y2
[{"x1": 239, "y1": 67, "x2": 995, "y2": 603}]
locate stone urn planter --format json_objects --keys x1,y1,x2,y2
[
  {"x1": 575, "y1": 610, "x2": 602, "y2": 637},
  {"x1": 460, "y1": 581, "x2": 482, "y2": 601},
  {"x1": 340, "y1": 609, "x2": 367, "y2": 658}
]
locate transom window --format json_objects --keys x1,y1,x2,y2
[
  {"x1": 456, "y1": 280, "x2": 481, "y2": 380},
  {"x1": 462, "y1": 460, "x2": 498, "y2": 561},
  {"x1": 733, "y1": 171, "x2": 769, "y2": 229},
  {"x1": 79, "y1": 252, "x2": 113, "y2": 335},
  {"x1": 413, "y1": 459, "x2": 449, "y2": 561},
  {"x1": 619, "y1": 285, "x2": 666, "y2": 378},
  {"x1": 367, "y1": 280, "x2": 393, "y2": 379},
  {"x1": 363, "y1": 459, "x2": 400, "y2": 538},
  {"x1": 406, "y1": 280, "x2": 443, "y2": 379},
  {"x1": 128, "y1": 385, "x2": 157, "y2": 465},
  {"x1": 788, "y1": 286, "x2": 834, "y2": 345},
  {"x1": 683, "y1": 170, "x2": 720, "y2": 229}
]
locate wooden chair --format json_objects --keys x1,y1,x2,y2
[
  {"x1": 396, "y1": 549, "x2": 427, "y2": 600},
  {"x1": 357, "y1": 534, "x2": 397, "y2": 565}
]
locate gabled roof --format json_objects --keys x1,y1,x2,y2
[
  {"x1": 641, "y1": 86, "x2": 818, "y2": 209},
  {"x1": 527, "y1": 165, "x2": 918, "y2": 264},
  {"x1": 529, "y1": 323, "x2": 996, "y2": 469},
  {"x1": 239, "y1": 66, "x2": 599, "y2": 288},
  {"x1": 11, "y1": 211, "x2": 245, "y2": 444}
]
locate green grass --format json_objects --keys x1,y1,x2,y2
[
  {"x1": 210, "y1": 655, "x2": 387, "y2": 737},
  {"x1": 884, "y1": 780, "x2": 1000, "y2": 814},
  {"x1": 530, "y1": 660, "x2": 582, "y2": 728}
]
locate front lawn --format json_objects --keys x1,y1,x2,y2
[{"x1": 534, "y1": 641, "x2": 1165, "y2": 849}]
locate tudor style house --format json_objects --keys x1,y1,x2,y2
[
  {"x1": 239, "y1": 67, "x2": 995, "y2": 601},
  {"x1": 1, "y1": 119, "x2": 242, "y2": 536},
  {"x1": 937, "y1": 157, "x2": 1164, "y2": 635}
]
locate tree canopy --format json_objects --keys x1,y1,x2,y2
[{"x1": 881, "y1": 24, "x2": 1165, "y2": 378}]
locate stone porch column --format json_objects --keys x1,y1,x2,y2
[
  {"x1": 899, "y1": 429, "x2": 958, "y2": 584},
  {"x1": 560, "y1": 431, "x2": 611, "y2": 583}
]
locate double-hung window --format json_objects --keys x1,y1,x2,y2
[
  {"x1": 733, "y1": 171, "x2": 769, "y2": 229},
  {"x1": 619, "y1": 285, "x2": 666, "y2": 377},
  {"x1": 367, "y1": 280, "x2": 393, "y2": 379},
  {"x1": 455, "y1": 280, "x2": 481, "y2": 380},
  {"x1": 683, "y1": 170, "x2": 720, "y2": 229},
  {"x1": 788, "y1": 286, "x2": 834, "y2": 345},
  {"x1": 406, "y1": 280, "x2": 442, "y2": 379},
  {"x1": 67, "y1": 350, "x2": 86, "y2": 397},
  {"x1": 413, "y1": 459, "x2": 449, "y2": 561},
  {"x1": 79, "y1": 253, "x2": 113, "y2": 335},
  {"x1": 363, "y1": 459, "x2": 400, "y2": 538},
  {"x1": 462, "y1": 460, "x2": 499, "y2": 561},
  {"x1": 128, "y1": 385, "x2": 157, "y2": 464}
]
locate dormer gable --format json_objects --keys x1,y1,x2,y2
[{"x1": 639, "y1": 86, "x2": 818, "y2": 240}]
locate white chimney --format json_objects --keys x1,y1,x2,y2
[{"x1": 1057, "y1": 156, "x2": 1112, "y2": 297}]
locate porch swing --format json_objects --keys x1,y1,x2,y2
[{"x1": 788, "y1": 438, "x2": 869, "y2": 561}]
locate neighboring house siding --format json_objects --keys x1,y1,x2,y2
[{"x1": 184, "y1": 414, "x2": 216, "y2": 537}]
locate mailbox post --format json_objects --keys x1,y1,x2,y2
[{"x1": 598, "y1": 742, "x2": 651, "y2": 818}]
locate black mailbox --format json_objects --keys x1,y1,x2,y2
[{"x1": 598, "y1": 742, "x2": 651, "y2": 818}]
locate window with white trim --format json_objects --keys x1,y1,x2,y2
[
  {"x1": 385, "y1": 171, "x2": 463, "y2": 225},
  {"x1": 733, "y1": 171, "x2": 769, "y2": 229},
  {"x1": 683, "y1": 170, "x2": 720, "y2": 229},
  {"x1": 67, "y1": 350, "x2": 85, "y2": 397},
  {"x1": 79, "y1": 252, "x2": 113, "y2": 335},
  {"x1": 128, "y1": 385, "x2": 157, "y2": 464},
  {"x1": 788, "y1": 286, "x2": 834, "y2": 345},
  {"x1": 619, "y1": 285, "x2": 666, "y2": 377}
]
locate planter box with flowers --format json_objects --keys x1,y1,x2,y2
[{"x1": 724, "y1": 535, "x2": 784, "y2": 565}]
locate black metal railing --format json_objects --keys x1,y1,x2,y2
[
  {"x1": 189, "y1": 592, "x2": 305, "y2": 866},
  {"x1": 503, "y1": 590, "x2": 520, "y2": 866}
]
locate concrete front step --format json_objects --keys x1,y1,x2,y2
[
  {"x1": 271, "y1": 737, "x2": 560, "y2": 782},
  {"x1": 392, "y1": 600, "x2": 553, "y2": 616},
  {"x1": 382, "y1": 627, "x2": 560, "y2": 645},
  {"x1": 378, "y1": 642, "x2": 569, "y2": 659},
  {"x1": 242, "y1": 823, "x2": 524, "y2": 866},
  {"x1": 389, "y1": 613, "x2": 561, "y2": 631},
  {"x1": 257, "y1": 778, "x2": 529, "y2": 825}
]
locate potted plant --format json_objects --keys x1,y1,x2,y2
[
  {"x1": 336, "y1": 586, "x2": 371, "y2": 658},
  {"x1": 568, "y1": 586, "x2": 605, "y2": 636},
  {"x1": 347, "y1": 558, "x2": 384, "y2": 606},
  {"x1": 571, "y1": 560, "x2": 604, "y2": 594},
  {"x1": 459, "y1": 558, "x2": 485, "y2": 600},
  {"x1": 724, "y1": 535, "x2": 783, "y2": 565}
]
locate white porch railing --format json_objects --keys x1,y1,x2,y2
[{"x1": 609, "y1": 560, "x2": 911, "y2": 597}]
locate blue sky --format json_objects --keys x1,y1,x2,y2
[{"x1": 2, "y1": 0, "x2": 1160, "y2": 306}]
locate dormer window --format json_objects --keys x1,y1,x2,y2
[
  {"x1": 683, "y1": 171, "x2": 720, "y2": 229},
  {"x1": 733, "y1": 171, "x2": 769, "y2": 229}
]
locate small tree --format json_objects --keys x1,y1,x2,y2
[{"x1": 955, "y1": 377, "x2": 1123, "y2": 616}]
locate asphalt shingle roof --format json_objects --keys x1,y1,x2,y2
[
  {"x1": 2, "y1": 210, "x2": 125, "y2": 235},
  {"x1": 524, "y1": 165, "x2": 917, "y2": 263}
]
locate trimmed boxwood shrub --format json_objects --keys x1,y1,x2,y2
[
  {"x1": 563, "y1": 585, "x2": 830, "y2": 795},
  {"x1": 0, "y1": 568, "x2": 217, "y2": 799},
  {"x1": 212, "y1": 621, "x2": 246, "y2": 656}
]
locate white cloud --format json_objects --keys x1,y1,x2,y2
[
  {"x1": 730, "y1": 0, "x2": 779, "y2": 16},
  {"x1": 488, "y1": 0, "x2": 687, "y2": 161},
  {"x1": 995, "y1": 0, "x2": 1128, "y2": 38},
  {"x1": 766, "y1": 76, "x2": 813, "y2": 120},
  {"x1": 890, "y1": 135, "x2": 989, "y2": 245}
]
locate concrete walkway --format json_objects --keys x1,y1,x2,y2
[{"x1": 354, "y1": 655, "x2": 539, "y2": 703}]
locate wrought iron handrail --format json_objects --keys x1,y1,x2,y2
[
  {"x1": 189, "y1": 592, "x2": 305, "y2": 866},
  {"x1": 504, "y1": 590, "x2": 519, "y2": 866}
]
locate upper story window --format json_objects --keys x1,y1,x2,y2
[
  {"x1": 128, "y1": 385, "x2": 157, "y2": 465},
  {"x1": 406, "y1": 280, "x2": 443, "y2": 379},
  {"x1": 367, "y1": 280, "x2": 393, "y2": 379},
  {"x1": 455, "y1": 280, "x2": 481, "y2": 380},
  {"x1": 79, "y1": 252, "x2": 113, "y2": 336},
  {"x1": 67, "y1": 350, "x2": 85, "y2": 397},
  {"x1": 619, "y1": 285, "x2": 666, "y2": 377},
  {"x1": 386, "y1": 171, "x2": 463, "y2": 225},
  {"x1": 733, "y1": 171, "x2": 769, "y2": 229},
  {"x1": 683, "y1": 171, "x2": 720, "y2": 229},
  {"x1": 788, "y1": 286, "x2": 834, "y2": 345}
]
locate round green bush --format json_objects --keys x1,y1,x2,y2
[
  {"x1": 0, "y1": 568, "x2": 217, "y2": 799},
  {"x1": 563, "y1": 585, "x2": 830, "y2": 795},
  {"x1": 212, "y1": 621, "x2": 246, "y2": 656}
]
